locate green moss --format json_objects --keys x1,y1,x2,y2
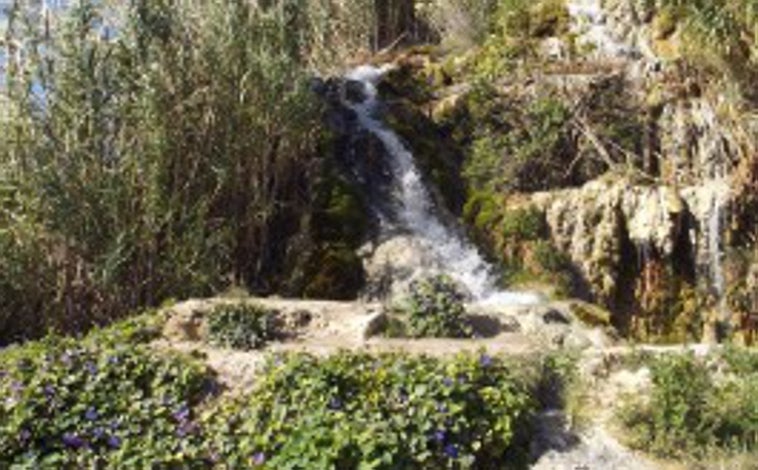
[
  {"x1": 501, "y1": 207, "x2": 548, "y2": 242},
  {"x1": 313, "y1": 174, "x2": 368, "y2": 248},
  {"x1": 378, "y1": 64, "x2": 434, "y2": 104},
  {"x1": 570, "y1": 302, "x2": 611, "y2": 327},
  {"x1": 530, "y1": 0, "x2": 570, "y2": 38},
  {"x1": 303, "y1": 244, "x2": 365, "y2": 300},
  {"x1": 463, "y1": 190, "x2": 503, "y2": 231},
  {"x1": 383, "y1": 98, "x2": 466, "y2": 214}
]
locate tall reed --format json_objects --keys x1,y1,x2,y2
[{"x1": 0, "y1": 0, "x2": 367, "y2": 343}]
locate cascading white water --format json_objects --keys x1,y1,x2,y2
[
  {"x1": 566, "y1": 0, "x2": 635, "y2": 59},
  {"x1": 708, "y1": 190, "x2": 726, "y2": 299},
  {"x1": 345, "y1": 65, "x2": 540, "y2": 306}
]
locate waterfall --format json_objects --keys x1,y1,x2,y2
[
  {"x1": 566, "y1": 0, "x2": 636, "y2": 60},
  {"x1": 344, "y1": 65, "x2": 540, "y2": 306}
]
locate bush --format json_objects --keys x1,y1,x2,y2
[
  {"x1": 620, "y1": 351, "x2": 758, "y2": 459},
  {"x1": 203, "y1": 352, "x2": 537, "y2": 469},
  {"x1": 501, "y1": 208, "x2": 548, "y2": 243},
  {"x1": 472, "y1": 0, "x2": 569, "y2": 78},
  {"x1": 463, "y1": 93, "x2": 577, "y2": 194},
  {"x1": 402, "y1": 274, "x2": 473, "y2": 338},
  {"x1": 207, "y1": 303, "x2": 280, "y2": 351}
]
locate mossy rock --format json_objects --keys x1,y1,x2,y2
[
  {"x1": 463, "y1": 191, "x2": 504, "y2": 232},
  {"x1": 384, "y1": 99, "x2": 466, "y2": 214},
  {"x1": 569, "y1": 302, "x2": 612, "y2": 328},
  {"x1": 652, "y1": 7, "x2": 680, "y2": 41},
  {"x1": 378, "y1": 63, "x2": 434, "y2": 104},
  {"x1": 530, "y1": 0, "x2": 571, "y2": 38},
  {"x1": 313, "y1": 174, "x2": 368, "y2": 248},
  {"x1": 303, "y1": 244, "x2": 365, "y2": 301}
]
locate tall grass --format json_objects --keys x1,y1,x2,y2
[
  {"x1": 661, "y1": 0, "x2": 758, "y2": 98},
  {"x1": 0, "y1": 0, "x2": 400, "y2": 344}
]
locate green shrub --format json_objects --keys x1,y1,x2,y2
[
  {"x1": 402, "y1": 274, "x2": 473, "y2": 338},
  {"x1": 203, "y1": 352, "x2": 538, "y2": 469},
  {"x1": 501, "y1": 207, "x2": 548, "y2": 243},
  {"x1": 207, "y1": 303, "x2": 280, "y2": 351},
  {"x1": 463, "y1": 94, "x2": 577, "y2": 194},
  {"x1": 472, "y1": 0, "x2": 569, "y2": 78},
  {"x1": 302, "y1": 243, "x2": 366, "y2": 301},
  {"x1": 620, "y1": 351, "x2": 758, "y2": 459}
]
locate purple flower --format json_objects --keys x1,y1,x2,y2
[
  {"x1": 480, "y1": 354, "x2": 493, "y2": 368},
  {"x1": 93, "y1": 427, "x2": 105, "y2": 440},
  {"x1": 108, "y1": 355, "x2": 120, "y2": 365},
  {"x1": 62, "y1": 433, "x2": 86, "y2": 449},
  {"x1": 60, "y1": 352, "x2": 72, "y2": 365},
  {"x1": 173, "y1": 405, "x2": 190, "y2": 422},
  {"x1": 443, "y1": 377, "x2": 454, "y2": 387},
  {"x1": 328, "y1": 397, "x2": 342, "y2": 410},
  {"x1": 444, "y1": 443, "x2": 459, "y2": 459},
  {"x1": 44, "y1": 384, "x2": 56, "y2": 397},
  {"x1": 252, "y1": 452, "x2": 266, "y2": 465},
  {"x1": 85, "y1": 361, "x2": 98, "y2": 375},
  {"x1": 434, "y1": 430, "x2": 446, "y2": 442},
  {"x1": 107, "y1": 435, "x2": 121, "y2": 449},
  {"x1": 176, "y1": 421, "x2": 197, "y2": 438},
  {"x1": 85, "y1": 407, "x2": 98, "y2": 421},
  {"x1": 19, "y1": 429, "x2": 31, "y2": 442}
]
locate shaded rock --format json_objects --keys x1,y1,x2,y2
[
  {"x1": 344, "y1": 79, "x2": 367, "y2": 104},
  {"x1": 361, "y1": 309, "x2": 388, "y2": 340},
  {"x1": 544, "y1": 309, "x2": 572, "y2": 325}
]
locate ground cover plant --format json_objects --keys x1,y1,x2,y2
[
  {"x1": 0, "y1": 313, "x2": 571, "y2": 469},
  {"x1": 0, "y1": 315, "x2": 215, "y2": 468},
  {"x1": 203, "y1": 352, "x2": 539, "y2": 469}
]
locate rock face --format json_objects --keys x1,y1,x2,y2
[
  {"x1": 529, "y1": 177, "x2": 706, "y2": 306},
  {"x1": 501, "y1": 0, "x2": 757, "y2": 340}
]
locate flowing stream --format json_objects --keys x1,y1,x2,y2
[{"x1": 344, "y1": 65, "x2": 540, "y2": 306}]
